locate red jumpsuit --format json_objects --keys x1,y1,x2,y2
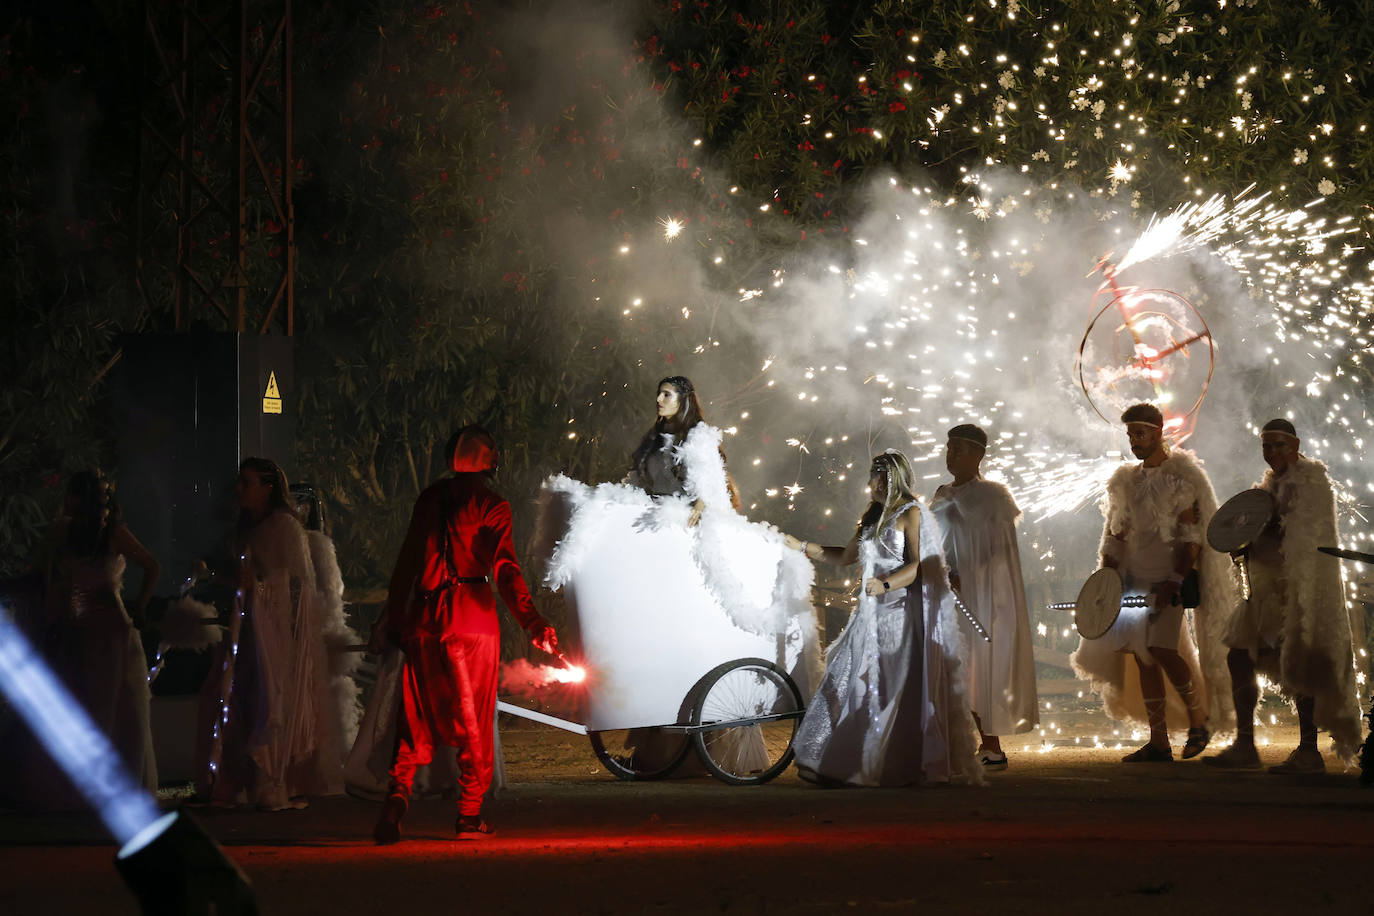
[{"x1": 381, "y1": 443, "x2": 548, "y2": 817}]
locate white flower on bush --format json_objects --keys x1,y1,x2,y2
[
  {"x1": 1293, "y1": 148, "x2": 1309, "y2": 164},
  {"x1": 1314, "y1": 84, "x2": 1326, "y2": 95},
  {"x1": 999, "y1": 70, "x2": 1015, "y2": 89},
  {"x1": 1317, "y1": 178, "x2": 1336, "y2": 196}
]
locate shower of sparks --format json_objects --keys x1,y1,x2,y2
[
  {"x1": 574, "y1": 6, "x2": 1374, "y2": 649},
  {"x1": 660, "y1": 216, "x2": 684, "y2": 240}
]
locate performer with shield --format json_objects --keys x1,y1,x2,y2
[
  {"x1": 1071, "y1": 404, "x2": 1235, "y2": 762},
  {"x1": 930, "y1": 425, "x2": 1038, "y2": 770},
  {"x1": 1204, "y1": 419, "x2": 1364, "y2": 772}
]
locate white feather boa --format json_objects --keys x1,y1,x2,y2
[
  {"x1": 1251, "y1": 457, "x2": 1363, "y2": 760},
  {"x1": 1074, "y1": 449, "x2": 1237, "y2": 731},
  {"x1": 238, "y1": 513, "x2": 361, "y2": 792}
]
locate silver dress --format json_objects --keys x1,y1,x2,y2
[{"x1": 792, "y1": 501, "x2": 929, "y2": 786}]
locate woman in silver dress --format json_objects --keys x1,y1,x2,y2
[{"x1": 785, "y1": 451, "x2": 980, "y2": 787}]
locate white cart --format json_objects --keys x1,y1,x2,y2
[{"x1": 504, "y1": 477, "x2": 818, "y2": 785}]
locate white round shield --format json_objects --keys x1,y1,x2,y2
[
  {"x1": 1207, "y1": 489, "x2": 1277, "y2": 554},
  {"x1": 1074, "y1": 567, "x2": 1124, "y2": 640}
]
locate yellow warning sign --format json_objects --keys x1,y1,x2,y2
[{"x1": 262, "y1": 371, "x2": 282, "y2": 414}]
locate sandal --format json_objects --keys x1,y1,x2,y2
[
  {"x1": 455, "y1": 814, "x2": 494, "y2": 836},
  {"x1": 1121, "y1": 743, "x2": 1173, "y2": 763},
  {"x1": 1181, "y1": 726, "x2": 1211, "y2": 760}
]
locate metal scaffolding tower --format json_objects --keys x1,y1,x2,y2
[{"x1": 134, "y1": 0, "x2": 294, "y2": 335}]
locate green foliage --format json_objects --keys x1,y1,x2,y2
[
  {"x1": 642, "y1": 0, "x2": 1374, "y2": 225},
  {"x1": 0, "y1": 19, "x2": 142, "y2": 577}
]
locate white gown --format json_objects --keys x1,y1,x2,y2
[
  {"x1": 930, "y1": 479, "x2": 1039, "y2": 736},
  {"x1": 791, "y1": 500, "x2": 981, "y2": 787}
]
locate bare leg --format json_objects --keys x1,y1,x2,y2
[
  {"x1": 972, "y1": 713, "x2": 1003, "y2": 755},
  {"x1": 1202, "y1": 649, "x2": 1262, "y2": 769},
  {"x1": 1296, "y1": 695, "x2": 1317, "y2": 751},
  {"x1": 1227, "y1": 649, "x2": 1258, "y2": 750},
  {"x1": 1136, "y1": 661, "x2": 1170, "y2": 750},
  {"x1": 1270, "y1": 693, "x2": 1325, "y2": 773},
  {"x1": 1151, "y1": 647, "x2": 1206, "y2": 730}
]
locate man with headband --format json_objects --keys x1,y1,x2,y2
[
  {"x1": 1205, "y1": 419, "x2": 1363, "y2": 773},
  {"x1": 1071, "y1": 403, "x2": 1234, "y2": 763},
  {"x1": 930, "y1": 424, "x2": 1038, "y2": 769},
  {"x1": 368, "y1": 425, "x2": 559, "y2": 842}
]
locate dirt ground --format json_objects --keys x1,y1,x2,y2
[{"x1": 2, "y1": 720, "x2": 1373, "y2": 915}]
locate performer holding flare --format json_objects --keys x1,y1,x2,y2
[
  {"x1": 784, "y1": 450, "x2": 980, "y2": 787},
  {"x1": 1205, "y1": 419, "x2": 1364, "y2": 773},
  {"x1": 1071, "y1": 403, "x2": 1235, "y2": 763},
  {"x1": 930, "y1": 425, "x2": 1039, "y2": 770},
  {"x1": 369, "y1": 426, "x2": 558, "y2": 844}
]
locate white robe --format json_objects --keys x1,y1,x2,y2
[
  {"x1": 199, "y1": 512, "x2": 360, "y2": 806},
  {"x1": 1224, "y1": 456, "x2": 1364, "y2": 761},
  {"x1": 930, "y1": 479, "x2": 1039, "y2": 736},
  {"x1": 1071, "y1": 449, "x2": 1236, "y2": 732}
]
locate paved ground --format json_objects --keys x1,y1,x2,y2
[{"x1": 2, "y1": 726, "x2": 1372, "y2": 915}]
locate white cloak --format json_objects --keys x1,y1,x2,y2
[
  {"x1": 930, "y1": 479, "x2": 1039, "y2": 736},
  {"x1": 1071, "y1": 448, "x2": 1236, "y2": 732},
  {"x1": 1227, "y1": 456, "x2": 1363, "y2": 760}
]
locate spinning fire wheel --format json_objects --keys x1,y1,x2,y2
[{"x1": 1075, "y1": 262, "x2": 1215, "y2": 432}]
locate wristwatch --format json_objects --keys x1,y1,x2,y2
[{"x1": 882, "y1": 579, "x2": 890, "y2": 591}]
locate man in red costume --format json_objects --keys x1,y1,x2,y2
[{"x1": 370, "y1": 425, "x2": 558, "y2": 843}]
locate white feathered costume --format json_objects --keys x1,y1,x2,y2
[
  {"x1": 536, "y1": 423, "x2": 822, "y2": 732},
  {"x1": 1224, "y1": 456, "x2": 1364, "y2": 760},
  {"x1": 197, "y1": 511, "x2": 361, "y2": 806},
  {"x1": 1071, "y1": 448, "x2": 1236, "y2": 732},
  {"x1": 930, "y1": 479, "x2": 1039, "y2": 736}
]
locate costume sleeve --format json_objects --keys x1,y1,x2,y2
[
  {"x1": 381, "y1": 488, "x2": 437, "y2": 636},
  {"x1": 488, "y1": 498, "x2": 546, "y2": 632}
]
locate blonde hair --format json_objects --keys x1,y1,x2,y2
[{"x1": 861, "y1": 450, "x2": 919, "y2": 536}]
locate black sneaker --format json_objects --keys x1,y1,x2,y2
[{"x1": 373, "y1": 794, "x2": 407, "y2": 845}]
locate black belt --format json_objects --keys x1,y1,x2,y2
[{"x1": 450, "y1": 576, "x2": 488, "y2": 584}]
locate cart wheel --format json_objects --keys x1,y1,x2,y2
[
  {"x1": 690, "y1": 658, "x2": 804, "y2": 786},
  {"x1": 588, "y1": 728, "x2": 691, "y2": 781}
]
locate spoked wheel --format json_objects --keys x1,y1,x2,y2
[
  {"x1": 588, "y1": 728, "x2": 691, "y2": 781},
  {"x1": 690, "y1": 658, "x2": 804, "y2": 785}
]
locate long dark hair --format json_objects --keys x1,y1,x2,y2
[
  {"x1": 237, "y1": 456, "x2": 293, "y2": 535},
  {"x1": 64, "y1": 470, "x2": 118, "y2": 558},
  {"x1": 631, "y1": 376, "x2": 706, "y2": 468}
]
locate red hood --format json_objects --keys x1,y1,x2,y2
[{"x1": 450, "y1": 427, "x2": 498, "y2": 473}]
